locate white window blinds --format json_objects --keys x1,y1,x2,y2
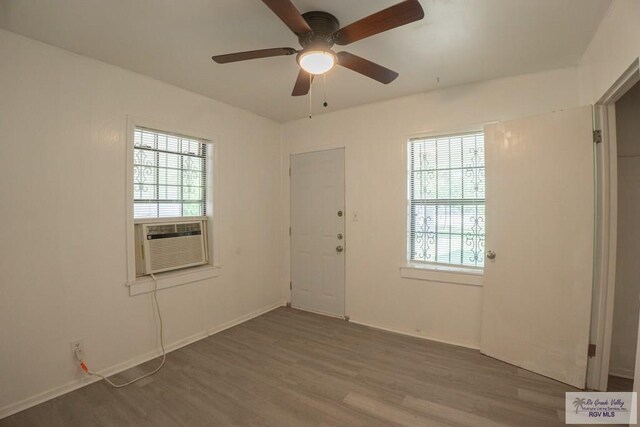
[
  {"x1": 133, "y1": 127, "x2": 208, "y2": 219},
  {"x1": 408, "y1": 131, "x2": 485, "y2": 267}
]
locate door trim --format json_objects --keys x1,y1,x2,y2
[
  {"x1": 288, "y1": 147, "x2": 347, "y2": 318},
  {"x1": 588, "y1": 58, "x2": 640, "y2": 391}
]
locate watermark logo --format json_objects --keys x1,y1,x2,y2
[{"x1": 565, "y1": 392, "x2": 637, "y2": 424}]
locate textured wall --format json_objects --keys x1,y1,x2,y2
[{"x1": 0, "y1": 29, "x2": 283, "y2": 417}]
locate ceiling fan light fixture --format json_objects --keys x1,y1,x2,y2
[
  {"x1": 211, "y1": 0, "x2": 426, "y2": 97},
  {"x1": 298, "y1": 50, "x2": 336, "y2": 75}
]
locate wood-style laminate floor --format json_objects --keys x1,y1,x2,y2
[
  {"x1": 608, "y1": 375, "x2": 634, "y2": 392},
  {"x1": 2, "y1": 307, "x2": 604, "y2": 426}
]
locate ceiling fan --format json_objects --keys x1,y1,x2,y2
[{"x1": 212, "y1": 0, "x2": 425, "y2": 96}]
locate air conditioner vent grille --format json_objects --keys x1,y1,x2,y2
[
  {"x1": 148, "y1": 235, "x2": 204, "y2": 272},
  {"x1": 177, "y1": 222, "x2": 202, "y2": 233},
  {"x1": 138, "y1": 220, "x2": 208, "y2": 274},
  {"x1": 147, "y1": 224, "x2": 176, "y2": 236}
]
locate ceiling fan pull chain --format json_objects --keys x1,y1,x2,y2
[
  {"x1": 323, "y1": 74, "x2": 328, "y2": 108},
  {"x1": 309, "y1": 73, "x2": 313, "y2": 119}
]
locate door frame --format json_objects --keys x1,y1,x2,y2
[
  {"x1": 588, "y1": 58, "x2": 640, "y2": 391},
  {"x1": 288, "y1": 147, "x2": 347, "y2": 318}
]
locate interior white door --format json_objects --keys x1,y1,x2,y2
[
  {"x1": 290, "y1": 148, "x2": 345, "y2": 317},
  {"x1": 481, "y1": 106, "x2": 594, "y2": 388}
]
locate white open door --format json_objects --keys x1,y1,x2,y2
[
  {"x1": 481, "y1": 106, "x2": 594, "y2": 388},
  {"x1": 290, "y1": 148, "x2": 345, "y2": 317}
]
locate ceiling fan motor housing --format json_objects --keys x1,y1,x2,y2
[
  {"x1": 211, "y1": 0, "x2": 425, "y2": 96},
  {"x1": 298, "y1": 11, "x2": 340, "y2": 49}
]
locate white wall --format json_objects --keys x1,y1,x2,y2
[
  {"x1": 609, "y1": 82, "x2": 640, "y2": 379},
  {"x1": 281, "y1": 67, "x2": 582, "y2": 349},
  {"x1": 0, "y1": 29, "x2": 283, "y2": 417},
  {"x1": 579, "y1": 0, "x2": 640, "y2": 104}
]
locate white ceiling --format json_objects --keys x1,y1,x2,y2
[{"x1": 0, "y1": 0, "x2": 611, "y2": 122}]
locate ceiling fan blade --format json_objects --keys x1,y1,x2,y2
[
  {"x1": 334, "y1": 0, "x2": 424, "y2": 46},
  {"x1": 337, "y1": 52, "x2": 398, "y2": 84},
  {"x1": 212, "y1": 47, "x2": 297, "y2": 64},
  {"x1": 292, "y1": 69, "x2": 314, "y2": 96},
  {"x1": 262, "y1": 0, "x2": 312, "y2": 35}
]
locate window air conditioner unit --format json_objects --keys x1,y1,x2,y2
[{"x1": 136, "y1": 220, "x2": 208, "y2": 275}]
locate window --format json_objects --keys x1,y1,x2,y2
[
  {"x1": 133, "y1": 127, "x2": 208, "y2": 219},
  {"x1": 126, "y1": 121, "x2": 219, "y2": 293},
  {"x1": 407, "y1": 131, "x2": 485, "y2": 268}
]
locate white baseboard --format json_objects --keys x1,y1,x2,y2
[
  {"x1": 349, "y1": 318, "x2": 480, "y2": 351},
  {"x1": 609, "y1": 366, "x2": 635, "y2": 380},
  {"x1": 0, "y1": 301, "x2": 284, "y2": 420}
]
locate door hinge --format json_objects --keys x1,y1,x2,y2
[
  {"x1": 289, "y1": 281, "x2": 292, "y2": 290},
  {"x1": 593, "y1": 129, "x2": 602, "y2": 144},
  {"x1": 588, "y1": 343, "x2": 596, "y2": 358},
  {"x1": 289, "y1": 167, "x2": 291, "y2": 177},
  {"x1": 289, "y1": 226, "x2": 291, "y2": 236}
]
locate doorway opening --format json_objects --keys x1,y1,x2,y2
[
  {"x1": 588, "y1": 59, "x2": 640, "y2": 392},
  {"x1": 607, "y1": 80, "x2": 640, "y2": 391}
]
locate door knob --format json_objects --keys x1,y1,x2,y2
[
  {"x1": 486, "y1": 250, "x2": 496, "y2": 260},
  {"x1": 336, "y1": 245, "x2": 344, "y2": 253},
  {"x1": 337, "y1": 233, "x2": 343, "y2": 240}
]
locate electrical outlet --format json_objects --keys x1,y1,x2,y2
[{"x1": 71, "y1": 339, "x2": 84, "y2": 360}]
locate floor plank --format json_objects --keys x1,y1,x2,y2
[
  {"x1": 607, "y1": 375, "x2": 633, "y2": 392},
  {"x1": 2, "y1": 307, "x2": 586, "y2": 426}
]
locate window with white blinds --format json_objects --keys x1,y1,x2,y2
[
  {"x1": 408, "y1": 131, "x2": 485, "y2": 268},
  {"x1": 133, "y1": 127, "x2": 208, "y2": 219}
]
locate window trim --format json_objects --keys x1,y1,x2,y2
[
  {"x1": 125, "y1": 116, "x2": 220, "y2": 294},
  {"x1": 402, "y1": 125, "x2": 486, "y2": 283}
]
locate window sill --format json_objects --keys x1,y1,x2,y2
[
  {"x1": 127, "y1": 265, "x2": 220, "y2": 296},
  {"x1": 400, "y1": 263, "x2": 483, "y2": 287}
]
